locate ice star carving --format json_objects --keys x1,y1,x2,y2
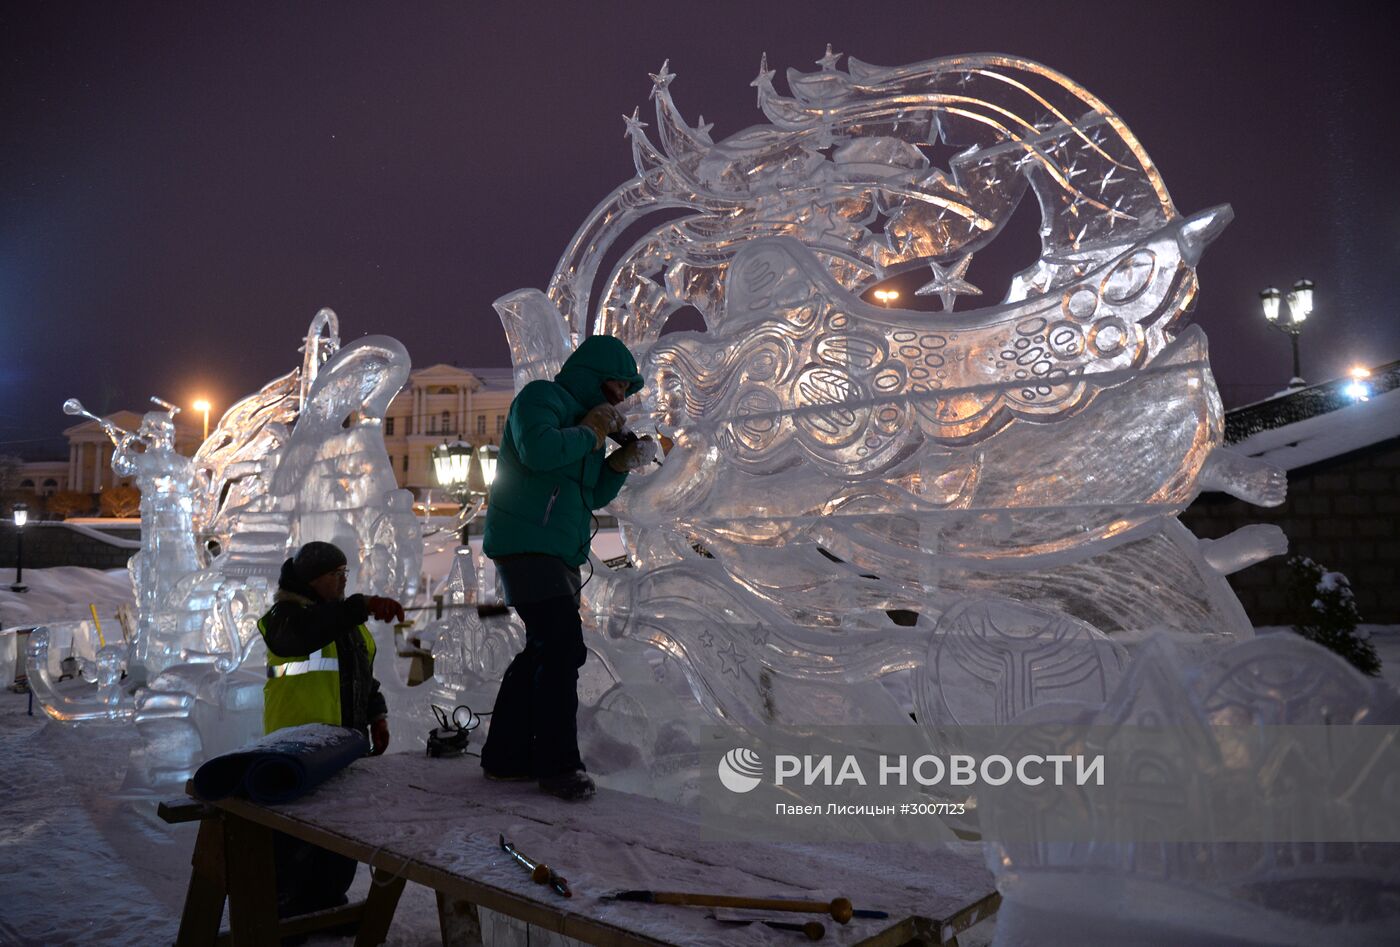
[
  {"x1": 648, "y1": 59, "x2": 675, "y2": 100},
  {"x1": 816, "y1": 43, "x2": 842, "y2": 71},
  {"x1": 915, "y1": 255, "x2": 982, "y2": 311},
  {"x1": 1012, "y1": 148, "x2": 1040, "y2": 171},
  {"x1": 698, "y1": 629, "x2": 715, "y2": 649},
  {"x1": 622, "y1": 107, "x2": 648, "y2": 139},
  {"x1": 716, "y1": 640, "x2": 743, "y2": 676},
  {"x1": 751, "y1": 53, "x2": 776, "y2": 106},
  {"x1": 693, "y1": 114, "x2": 714, "y2": 142}
]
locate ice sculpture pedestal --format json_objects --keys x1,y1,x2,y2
[{"x1": 178, "y1": 750, "x2": 999, "y2": 945}]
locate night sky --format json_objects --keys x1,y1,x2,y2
[{"x1": 3, "y1": 1, "x2": 1397, "y2": 460}]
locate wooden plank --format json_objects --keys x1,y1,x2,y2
[
  {"x1": 355, "y1": 868, "x2": 408, "y2": 946},
  {"x1": 222, "y1": 814, "x2": 281, "y2": 947},
  {"x1": 175, "y1": 815, "x2": 227, "y2": 947},
  {"x1": 191, "y1": 754, "x2": 998, "y2": 947},
  {"x1": 937, "y1": 891, "x2": 1001, "y2": 944},
  {"x1": 202, "y1": 795, "x2": 671, "y2": 947},
  {"x1": 437, "y1": 892, "x2": 483, "y2": 946},
  {"x1": 158, "y1": 797, "x2": 214, "y2": 825}
]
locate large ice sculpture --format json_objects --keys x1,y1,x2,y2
[
  {"x1": 31, "y1": 310, "x2": 423, "y2": 792},
  {"x1": 485, "y1": 53, "x2": 1286, "y2": 742},
  {"x1": 980, "y1": 632, "x2": 1400, "y2": 944}
]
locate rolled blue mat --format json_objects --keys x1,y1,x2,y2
[{"x1": 193, "y1": 723, "x2": 369, "y2": 805}]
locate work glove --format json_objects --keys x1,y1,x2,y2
[
  {"x1": 370, "y1": 718, "x2": 390, "y2": 756},
  {"x1": 607, "y1": 436, "x2": 657, "y2": 472},
  {"x1": 364, "y1": 595, "x2": 406, "y2": 624},
  {"x1": 580, "y1": 403, "x2": 626, "y2": 450}
]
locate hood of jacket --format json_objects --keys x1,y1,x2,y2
[{"x1": 553, "y1": 335, "x2": 644, "y2": 409}]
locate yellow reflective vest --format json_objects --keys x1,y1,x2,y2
[{"x1": 257, "y1": 617, "x2": 376, "y2": 734}]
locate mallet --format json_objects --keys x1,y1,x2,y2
[{"x1": 603, "y1": 889, "x2": 876, "y2": 924}]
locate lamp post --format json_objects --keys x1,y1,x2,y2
[
  {"x1": 432, "y1": 441, "x2": 498, "y2": 544},
  {"x1": 433, "y1": 441, "x2": 499, "y2": 606},
  {"x1": 873, "y1": 288, "x2": 900, "y2": 308},
  {"x1": 11, "y1": 503, "x2": 28, "y2": 593},
  {"x1": 1260, "y1": 279, "x2": 1314, "y2": 389},
  {"x1": 193, "y1": 399, "x2": 211, "y2": 440}
]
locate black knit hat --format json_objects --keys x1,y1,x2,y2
[{"x1": 292, "y1": 541, "x2": 348, "y2": 583}]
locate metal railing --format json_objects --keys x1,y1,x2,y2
[{"x1": 1225, "y1": 359, "x2": 1400, "y2": 445}]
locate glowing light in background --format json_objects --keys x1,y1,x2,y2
[
  {"x1": 192, "y1": 399, "x2": 211, "y2": 439},
  {"x1": 1344, "y1": 366, "x2": 1371, "y2": 402}
]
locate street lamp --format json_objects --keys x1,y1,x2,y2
[
  {"x1": 433, "y1": 441, "x2": 500, "y2": 606},
  {"x1": 193, "y1": 399, "x2": 211, "y2": 439},
  {"x1": 873, "y1": 288, "x2": 900, "y2": 308},
  {"x1": 1260, "y1": 279, "x2": 1314, "y2": 388},
  {"x1": 432, "y1": 440, "x2": 498, "y2": 543},
  {"x1": 11, "y1": 503, "x2": 28, "y2": 593}
]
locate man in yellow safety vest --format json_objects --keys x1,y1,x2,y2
[{"x1": 256, "y1": 540, "x2": 405, "y2": 919}]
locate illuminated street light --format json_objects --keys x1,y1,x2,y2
[
  {"x1": 433, "y1": 441, "x2": 501, "y2": 605},
  {"x1": 11, "y1": 502, "x2": 28, "y2": 593},
  {"x1": 433, "y1": 440, "x2": 498, "y2": 542},
  {"x1": 1345, "y1": 366, "x2": 1372, "y2": 403},
  {"x1": 1260, "y1": 278, "x2": 1314, "y2": 388},
  {"x1": 872, "y1": 288, "x2": 900, "y2": 308},
  {"x1": 193, "y1": 399, "x2": 212, "y2": 439}
]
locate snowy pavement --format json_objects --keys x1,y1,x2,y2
[{"x1": 0, "y1": 684, "x2": 442, "y2": 946}]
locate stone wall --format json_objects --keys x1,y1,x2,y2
[
  {"x1": 1181, "y1": 438, "x2": 1400, "y2": 625},
  {"x1": 0, "y1": 522, "x2": 139, "y2": 571}
]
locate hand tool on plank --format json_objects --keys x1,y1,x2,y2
[
  {"x1": 499, "y1": 834, "x2": 571, "y2": 897},
  {"x1": 601, "y1": 889, "x2": 885, "y2": 924}
]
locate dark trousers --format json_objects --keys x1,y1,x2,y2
[
  {"x1": 480, "y1": 594, "x2": 587, "y2": 778},
  {"x1": 273, "y1": 831, "x2": 357, "y2": 917}
]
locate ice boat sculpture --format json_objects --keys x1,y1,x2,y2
[
  {"x1": 30, "y1": 310, "x2": 422, "y2": 792},
  {"x1": 486, "y1": 52, "x2": 1291, "y2": 761}
]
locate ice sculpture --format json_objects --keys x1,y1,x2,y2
[
  {"x1": 31, "y1": 310, "x2": 423, "y2": 792},
  {"x1": 482, "y1": 52, "x2": 1290, "y2": 751},
  {"x1": 61, "y1": 398, "x2": 203, "y2": 682},
  {"x1": 980, "y1": 632, "x2": 1400, "y2": 944}
]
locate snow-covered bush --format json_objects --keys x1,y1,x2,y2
[{"x1": 1286, "y1": 555, "x2": 1381, "y2": 676}]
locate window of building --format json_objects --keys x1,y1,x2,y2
[
  {"x1": 477, "y1": 414, "x2": 486, "y2": 435},
  {"x1": 496, "y1": 414, "x2": 505, "y2": 434},
  {"x1": 20, "y1": 479, "x2": 34, "y2": 490},
  {"x1": 429, "y1": 415, "x2": 438, "y2": 434},
  {"x1": 403, "y1": 455, "x2": 409, "y2": 473},
  {"x1": 385, "y1": 417, "x2": 395, "y2": 436},
  {"x1": 442, "y1": 410, "x2": 451, "y2": 433},
  {"x1": 42, "y1": 478, "x2": 57, "y2": 496}
]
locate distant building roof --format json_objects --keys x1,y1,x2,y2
[
  {"x1": 1228, "y1": 359, "x2": 1400, "y2": 470},
  {"x1": 460, "y1": 367, "x2": 515, "y2": 391}
]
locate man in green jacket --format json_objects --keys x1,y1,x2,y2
[{"x1": 481, "y1": 334, "x2": 653, "y2": 801}]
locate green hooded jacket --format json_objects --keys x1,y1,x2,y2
[{"x1": 482, "y1": 335, "x2": 644, "y2": 567}]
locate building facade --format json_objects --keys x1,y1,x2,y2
[
  {"x1": 381, "y1": 365, "x2": 515, "y2": 496},
  {"x1": 18, "y1": 366, "x2": 517, "y2": 504}
]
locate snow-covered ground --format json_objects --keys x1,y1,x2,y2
[{"x1": 3, "y1": 562, "x2": 1393, "y2": 945}]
